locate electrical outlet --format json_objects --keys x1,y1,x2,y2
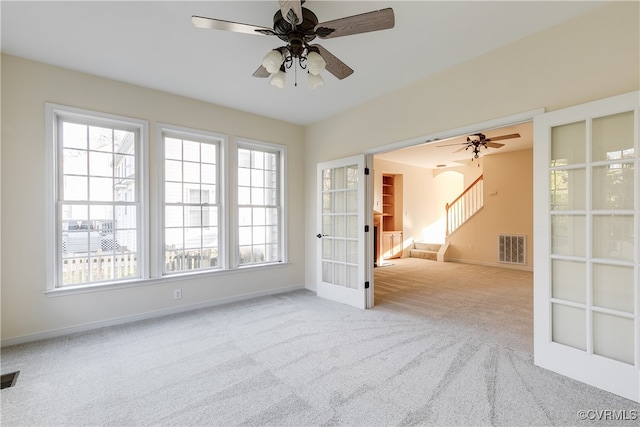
[{"x1": 173, "y1": 288, "x2": 182, "y2": 300}]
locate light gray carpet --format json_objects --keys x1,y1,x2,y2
[{"x1": 1, "y1": 258, "x2": 639, "y2": 426}]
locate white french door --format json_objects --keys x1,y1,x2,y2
[
  {"x1": 316, "y1": 155, "x2": 371, "y2": 309},
  {"x1": 533, "y1": 91, "x2": 640, "y2": 402}
]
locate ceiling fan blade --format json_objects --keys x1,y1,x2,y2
[
  {"x1": 484, "y1": 133, "x2": 520, "y2": 142},
  {"x1": 252, "y1": 65, "x2": 271, "y2": 78},
  {"x1": 192, "y1": 15, "x2": 275, "y2": 36},
  {"x1": 438, "y1": 142, "x2": 467, "y2": 148},
  {"x1": 484, "y1": 142, "x2": 505, "y2": 149},
  {"x1": 278, "y1": 0, "x2": 303, "y2": 25},
  {"x1": 453, "y1": 146, "x2": 470, "y2": 153},
  {"x1": 315, "y1": 8, "x2": 394, "y2": 39},
  {"x1": 311, "y1": 45, "x2": 354, "y2": 80}
]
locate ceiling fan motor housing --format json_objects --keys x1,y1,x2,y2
[{"x1": 273, "y1": 7, "x2": 319, "y2": 43}]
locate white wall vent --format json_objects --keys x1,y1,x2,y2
[{"x1": 498, "y1": 234, "x2": 526, "y2": 265}]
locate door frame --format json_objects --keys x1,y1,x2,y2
[{"x1": 363, "y1": 108, "x2": 545, "y2": 307}]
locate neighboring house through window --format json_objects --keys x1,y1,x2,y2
[
  {"x1": 237, "y1": 142, "x2": 285, "y2": 266},
  {"x1": 46, "y1": 104, "x2": 147, "y2": 289},
  {"x1": 46, "y1": 105, "x2": 287, "y2": 292},
  {"x1": 161, "y1": 128, "x2": 223, "y2": 274}
]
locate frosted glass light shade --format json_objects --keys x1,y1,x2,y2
[
  {"x1": 269, "y1": 70, "x2": 286, "y2": 89},
  {"x1": 307, "y1": 51, "x2": 326, "y2": 75},
  {"x1": 262, "y1": 49, "x2": 284, "y2": 74},
  {"x1": 308, "y1": 72, "x2": 324, "y2": 89}
]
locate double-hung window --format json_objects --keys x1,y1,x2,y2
[
  {"x1": 236, "y1": 141, "x2": 285, "y2": 266},
  {"x1": 46, "y1": 104, "x2": 147, "y2": 289},
  {"x1": 47, "y1": 105, "x2": 287, "y2": 292},
  {"x1": 161, "y1": 126, "x2": 224, "y2": 274}
]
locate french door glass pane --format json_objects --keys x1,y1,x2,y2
[
  {"x1": 346, "y1": 189, "x2": 358, "y2": 213},
  {"x1": 322, "y1": 239, "x2": 332, "y2": 260},
  {"x1": 592, "y1": 111, "x2": 635, "y2": 161},
  {"x1": 347, "y1": 215, "x2": 358, "y2": 238},
  {"x1": 551, "y1": 259, "x2": 586, "y2": 303},
  {"x1": 551, "y1": 121, "x2": 586, "y2": 166},
  {"x1": 592, "y1": 215, "x2": 634, "y2": 261},
  {"x1": 334, "y1": 263, "x2": 345, "y2": 286},
  {"x1": 550, "y1": 168, "x2": 586, "y2": 210},
  {"x1": 334, "y1": 240, "x2": 345, "y2": 263},
  {"x1": 552, "y1": 303, "x2": 586, "y2": 350},
  {"x1": 322, "y1": 215, "x2": 331, "y2": 236},
  {"x1": 321, "y1": 262, "x2": 332, "y2": 284},
  {"x1": 334, "y1": 191, "x2": 345, "y2": 213},
  {"x1": 334, "y1": 215, "x2": 345, "y2": 238},
  {"x1": 551, "y1": 215, "x2": 586, "y2": 256},
  {"x1": 592, "y1": 164, "x2": 634, "y2": 210},
  {"x1": 346, "y1": 165, "x2": 358, "y2": 188},
  {"x1": 592, "y1": 263, "x2": 634, "y2": 313},
  {"x1": 347, "y1": 265, "x2": 358, "y2": 289},
  {"x1": 332, "y1": 167, "x2": 346, "y2": 189},
  {"x1": 347, "y1": 240, "x2": 358, "y2": 264},
  {"x1": 593, "y1": 312, "x2": 634, "y2": 365},
  {"x1": 322, "y1": 193, "x2": 332, "y2": 213}
]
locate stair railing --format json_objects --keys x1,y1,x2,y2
[{"x1": 445, "y1": 175, "x2": 483, "y2": 236}]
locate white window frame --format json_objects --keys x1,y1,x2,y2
[
  {"x1": 45, "y1": 103, "x2": 149, "y2": 291},
  {"x1": 157, "y1": 124, "x2": 227, "y2": 275},
  {"x1": 234, "y1": 139, "x2": 288, "y2": 268}
]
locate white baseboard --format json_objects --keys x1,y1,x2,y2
[
  {"x1": 1, "y1": 284, "x2": 307, "y2": 348},
  {"x1": 445, "y1": 257, "x2": 533, "y2": 272}
]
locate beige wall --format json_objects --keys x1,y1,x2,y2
[
  {"x1": 447, "y1": 149, "x2": 533, "y2": 269},
  {"x1": 1, "y1": 55, "x2": 306, "y2": 343},
  {"x1": 374, "y1": 158, "x2": 463, "y2": 251},
  {"x1": 304, "y1": 2, "x2": 639, "y2": 288},
  {"x1": 2, "y1": 2, "x2": 639, "y2": 342}
]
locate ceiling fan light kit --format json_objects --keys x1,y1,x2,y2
[
  {"x1": 308, "y1": 72, "x2": 324, "y2": 89},
  {"x1": 307, "y1": 51, "x2": 326, "y2": 75},
  {"x1": 262, "y1": 49, "x2": 285, "y2": 74},
  {"x1": 269, "y1": 69, "x2": 287, "y2": 89},
  {"x1": 192, "y1": 0, "x2": 395, "y2": 89}
]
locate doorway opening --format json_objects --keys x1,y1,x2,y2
[{"x1": 370, "y1": 121, "x2": 534, "y2": 294}]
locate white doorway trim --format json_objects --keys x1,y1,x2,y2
[
  {"x1": 364, "y1": 108, "x2": 545, "y2": 307},
  {"x1": 365, "y1": 109, "x2": 545, "y2": 157}
]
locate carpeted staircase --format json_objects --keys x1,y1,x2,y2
[{"x1": 409, "y1": 242, "x2": 444, "y2": 261}]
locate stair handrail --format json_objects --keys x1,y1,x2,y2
[{"x1": 445, "y1": 174, "x2": 483, "y2": 235}]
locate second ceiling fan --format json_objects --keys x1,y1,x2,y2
[
  {"x1": 439, "y1": 133, "x2": 521, "y2": 160},
  {"x1": 192, "y1": 0, "x2": 395, "y2": 88}
]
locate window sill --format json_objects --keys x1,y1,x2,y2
[{"x1": 44, "y1": 262, "x2": 290, "y2": 297}]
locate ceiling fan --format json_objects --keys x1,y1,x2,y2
[
  {"x1": 192, "y1": 0, "x2": 395, "y2": 88},
  {"x1": 439, "y1": 133, "x2": 521, "y2": 159}
]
